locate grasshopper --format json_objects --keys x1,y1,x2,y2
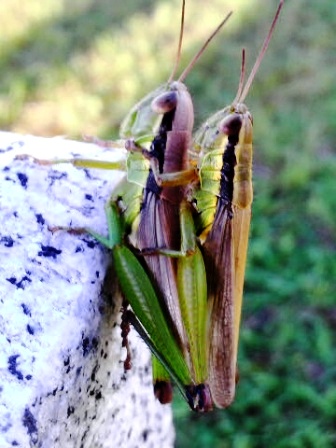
[
  {"x1": 117, "y1": 5, "x2": 232, "y2": 411},
  {"x1": 17, "y1": 1, "x2": 232, "y2": 412},
  {"x1": 191, "y1": 0, "x2": 285, "y2": 408}
]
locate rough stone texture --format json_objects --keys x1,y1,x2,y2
[{"x1": 0, "y1": 132, "x2": 174, "y2": 448}]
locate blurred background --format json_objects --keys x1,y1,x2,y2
[{"x1": 2, "y1": 0, "x2": 335, "y2": 446}]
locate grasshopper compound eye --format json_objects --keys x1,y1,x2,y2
[
  {"x1": 219, "y1": 114, "x2": 243, "y2": 137},
  {"x1": 151, "y1": 91, "x2": 178, "y2": 114}
]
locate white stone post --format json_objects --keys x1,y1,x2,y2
[{"x1": 0, "y1": 132, "x2": 174, "y2": 448}]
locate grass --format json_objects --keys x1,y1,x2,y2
[{"x1": 2, "y1": 0, "x2": 336, "y2": 446}]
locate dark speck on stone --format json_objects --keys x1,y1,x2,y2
[
  {"x1": 35, "y1": 213, "x2": 45, "y2": 225},
  {"x1": 38, "y1": 245, "x2": 62, "y2": 258},
  {"x1": 21, "y1": 303, "x2": 31, "y2": 316},
  {"x1": 142, "y1": 430, "x2": 149, "y2": 442},
  {"x1": 83, "y1": 239, "x2": 96, "y2": 249},
  {"x1": 22, "y1": 407, "x2": 38, "y2": 441},
  {"x1": 27, "y1": 324, "x2": 35, "y2": 335},
  {"x1": 67, "y1": 406, "x2": 75, "y2": 418},
  {"x1": 17, "y1": 172, "x2": 28, "y2": 188},
  {"x1": 6, "y1": 277, "x2": 17, "y2": 285},
  {"x1": 82, "y1": 336, "x2": 99, "y2": 357},
  {"x1": 6, "y1": 275, "x2": 31, "y2": 290},
  {"x1": 16, "y1": 275, "x2": 32, "y2": 289},
  {"x1": 8, "y1": 355, "x2": 24, "y2": 380},
  {"x1": 85, "y1": 194, "x2": 93, "y2": 201},
  {"x1": 1, "y1": 236, "x2": 14, "y2": 247},
  {"x1": 82, "y1": 337, "x2": 90, "y2": 357}
]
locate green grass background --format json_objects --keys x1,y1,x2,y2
[{"x1": 2, "y1": 0, "x2": 335, "y2": 446}]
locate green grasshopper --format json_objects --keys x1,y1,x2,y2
[
  {"x1": 17, "y1": 1, "x2": 232, "y2": 412},
  {"x1": 115, "y1": 5, "x2": 232, "y2": 411},
  {"x1": 191, "y1": 0, "x2": 285, "y2": 408}
]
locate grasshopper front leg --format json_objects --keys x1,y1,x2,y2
[{"x1": 15, "y1": 153, "x2": 127, "y2": 172}]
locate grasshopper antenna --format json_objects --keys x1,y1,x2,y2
[
  {"x1": 178, "y1": 11, "x2": 233, "y2": 83},
  {"x1": 167, "y1": 0, "x2": 186, "y2": 83},
  {"x1": 238, "y1": 0, "x2": 284, "y2": 103},
  {"x1": 232, "y1": 48, "x2": 246, "y2": 105}
]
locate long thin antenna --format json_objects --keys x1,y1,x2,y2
[
  {"x1": 178, "y1": 11, "x2": 233, "y2": 83},
  {"x1": 168, "y1": 0, "x2": 186, "y2": 83},
  {"x1": 238, "y1": 0, "x2": 284, "y2": 103},
  {"x1": 232, "y1": 48, "x2": 246, "y2": 105}
]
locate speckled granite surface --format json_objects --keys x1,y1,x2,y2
[{"x1": 0, "y1": 132, "x2": 174, "y2": 448}]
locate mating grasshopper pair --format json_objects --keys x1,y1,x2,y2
[{"x1": 19, "y1": 0, "x2": 284, "y2": 412}]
